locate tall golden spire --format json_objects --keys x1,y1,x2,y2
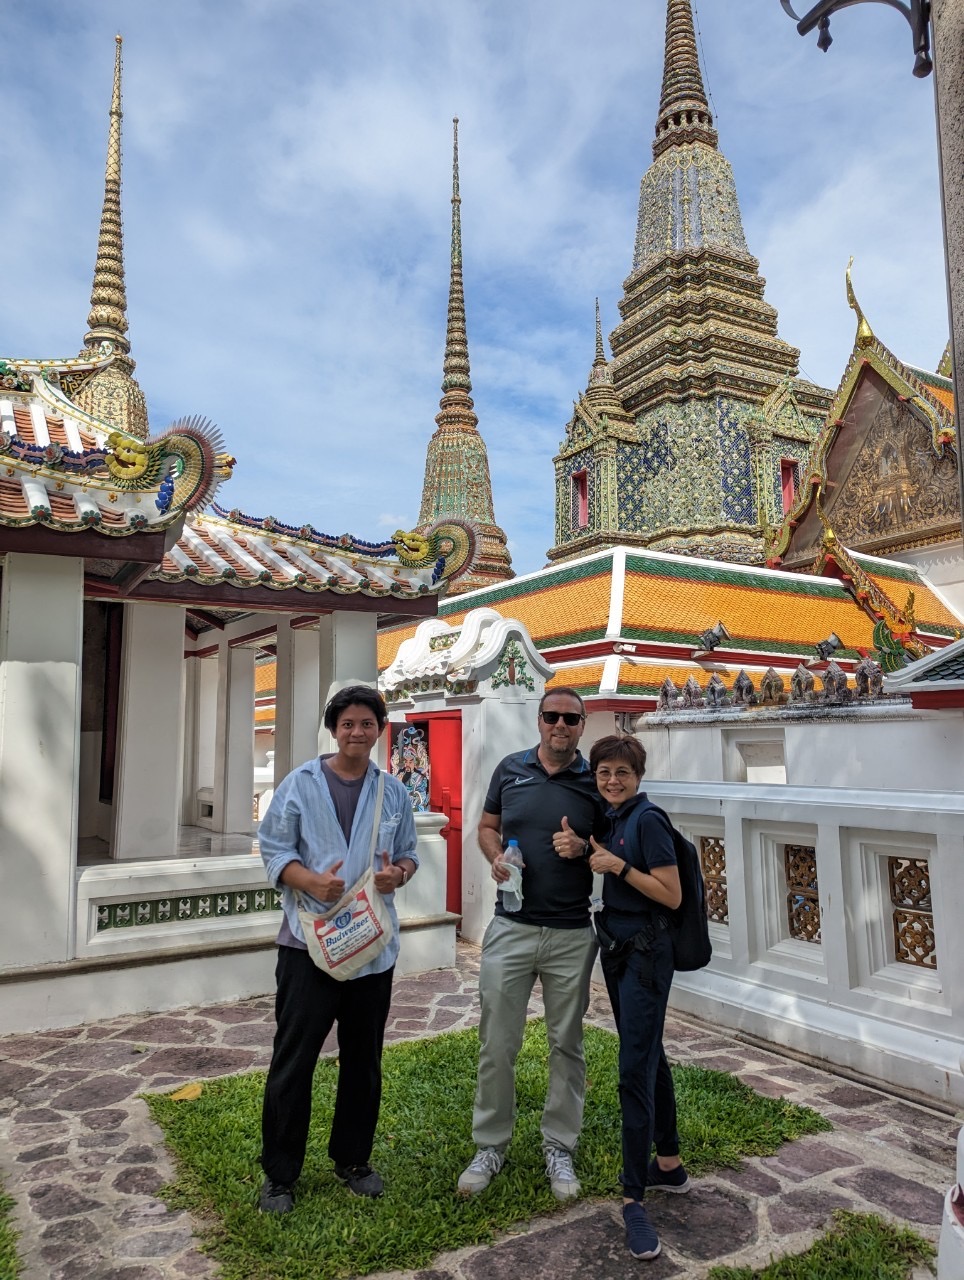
[
  {"x1": 73, "y1": 35, "x2": 149, "y2": 439},
  {"x1": 652, "y1": 0, "x2": 718, "y2": 158},
  {"x1": 417, "y1": 119, "x2": 512, "y2": 593}
]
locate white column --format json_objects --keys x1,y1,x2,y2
[
  {"x1": 213, "y1": 639, "x2": 256, "y2": 833},
  {"x1": 274, "y1": 618, "x2": 321, "y2": 784},
  {"x1": 180, "y1": 655, "x2": 199, "y2": 826},
  {"x1": 0, "y1": 553, "x2": 84, "y2": 967},
  {"x1": 317, "y1": 611, "x2": 378, "y2": 754},
  {"x1": 111, "y1": 602, "x2": 186, "y2": 860}
]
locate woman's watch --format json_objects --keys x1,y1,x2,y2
[{"x1": 617, "y1": 861, "x2": 631, "y2": 881}]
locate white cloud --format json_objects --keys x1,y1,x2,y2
[{"x1": 0, "y1": 0, "x2": 950, "y2": 576}]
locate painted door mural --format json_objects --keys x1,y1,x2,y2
[{"x1": 390, "y1": 712, "x2": 463, "y2": 920}]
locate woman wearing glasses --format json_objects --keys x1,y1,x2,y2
[{"x1": 587, "y1": 735, "x2": 689, "y2": 1262}]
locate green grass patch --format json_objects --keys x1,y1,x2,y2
[
  {"x1": 146, "y1": 1020, "x2": 831, "y2": 1280},
  {"x1": 708, "y1": 1209, "x2": 936, "y2": 1279},
  {"x1": 0, "y1": 1181, "x2": 23, "y2": 1280}
]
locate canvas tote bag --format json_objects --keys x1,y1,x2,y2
[{"x1": 296, "y1": 771, "x2": 395, "y2": 981}]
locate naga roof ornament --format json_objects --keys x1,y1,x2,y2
[
  {"x1": 70, "y1": 35, "x2": 149, "y2": 441},
  {"x1": 416, "y1": 118, "x2": 512, "y2": 595}
]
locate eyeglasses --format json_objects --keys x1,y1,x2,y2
[
  {"x1": 540, "y1": 710, "x2": 585, "y2": 726},
  {"x1": 595, "y1": 768, "x2": 636, "y2": 782}
]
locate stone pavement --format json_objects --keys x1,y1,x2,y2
[{"x1": 0, "y1": 942, "x2": 954, "y2": 1280}]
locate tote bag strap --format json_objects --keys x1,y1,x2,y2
[{"x1": 367, "y1": 769, "x2": 386, "y2": 869}]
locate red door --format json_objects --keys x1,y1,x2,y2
[{"x1": 411, "y1": 711, "x2": 463, "y2": 919}]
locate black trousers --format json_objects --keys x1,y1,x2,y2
[
  {"x1": 601, "y1": 921, "x2": 680, "y2": 1201},
  {"x1": 260, "y1": 945, "x2": 395, "y2": 1186}
]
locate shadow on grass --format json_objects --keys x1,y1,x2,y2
[{"x1": 145, "y1": 1020, "x2": 832, "y2": 1280}]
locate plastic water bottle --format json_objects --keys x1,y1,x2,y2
[{"x1": 502, "y1": 839, "x2": 524, "y2": 913}]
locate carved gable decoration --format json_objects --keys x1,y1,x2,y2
[{"x1": 782, "y1": 366, "x2": 959, "y2": 568}]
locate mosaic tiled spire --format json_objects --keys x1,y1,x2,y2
[
  {"x1": 73, "y1": 35, "x2": 149, "y2": 440},
  {"x1": 418, "y1": 118, "x2": 512, "y2": 594},
  {"x1": 550, "y1": 0, "x2": 831, "y2": 567}
]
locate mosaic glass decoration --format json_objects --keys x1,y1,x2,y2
[
  {"x1": 784, "y1": 844, "x2": 821, "y2": 944},
  {"x1": 96, "y1": 888, "x2": 282, "y2": 932},
  {"x1": 888, "y1": 856, "x2": 937, "y2": 970},
  {"x1": 700, "y1": 836, "x2": 728, "y2": 925}
]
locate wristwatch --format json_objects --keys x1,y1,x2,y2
[{"x1": 398, "y1": 866, "x2": 409, "y2": 886}]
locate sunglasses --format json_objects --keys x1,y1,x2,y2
[{"x1": 540, "y1": 710, "x2": 585, "y2": 726}]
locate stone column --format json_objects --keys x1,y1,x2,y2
[
  {"x1": 111, "y1": 602, "x2": 186, "y2": 859},
  {"x1": 0, "y1": 553, "x2": 84, "y2": 966},
  {"x1": 932, "y1": 0, "x2": 964, "y2": 517},
  {"x1": 212, "y1": 639, "x2": 256, "y2": 833},
  {"x1": 317, "y1": 611, "x2": 378, "y2": 754},
  {"x1": 274, "y1": 618, "x2": 321, "y2": 784}
]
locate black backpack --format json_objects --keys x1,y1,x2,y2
[{"x1": 629, "y1": 801, "x2": 712, "y2": 972}]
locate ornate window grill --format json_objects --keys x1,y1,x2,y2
[
  {"x1": 888, "y1": 856, "x2": 937, "y2": 969},
  {"x1": 700, "y1": 836, "x2": 728, "y2": 924},
  {"x1": 784, "y1": 844, "x2": 821, "y2": 943}
]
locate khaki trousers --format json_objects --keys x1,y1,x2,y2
[{"x1": 471, "y1": 914, "x2": 596, "y2": 1154}]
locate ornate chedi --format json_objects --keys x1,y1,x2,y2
[
  {"x1": 69, "y1": 36, "x2": 149, "y2": 441},
  {"x1": 417, "y1": 119, "x2": 512, "y2": 595},
  {"x1": 549, "y1": 0, "x2": 832, "y2": 566}
]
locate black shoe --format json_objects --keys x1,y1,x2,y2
[
  {"x1": 259, "y1": 1177, "x2": 294, "y2": 1214},
  {"x1": 334, "y1": 1162, "x2": 384, "y2": 1197}
]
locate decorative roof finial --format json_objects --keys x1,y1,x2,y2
[
  {"x1": 587, "y1": 298, "x2": 615, "y2": 392},
  {"x1": 437, "y1": 116, "x2": 473, "y2": 414},
  {"x1": 594, "y1": 297, "x2": 605, "y2": 365},
  {"x1": 73, "y1": 35, "x2": 149, "y2": 438},
  {"x1": 846, "y1": 257, "x2": 875, "y2": 349},
  {"x1": 653, "y1": 0, "x2": 719, "y2": 159},
  {"x1": 84, "y1": 34, "x2": 130, "y2": 355},
  {"x1": 416, "y1": 118, "x2": 512, "y2": 591}
]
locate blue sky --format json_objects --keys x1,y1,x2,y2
[{"x1": 0, "y1": 1, "x2": 949, "y2": 576}]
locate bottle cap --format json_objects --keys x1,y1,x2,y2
[{"x1": 507, "y1": 838, "x2": 519, "y2": 846}]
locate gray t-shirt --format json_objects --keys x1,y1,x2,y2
[{"x1": 275, "y1": 756, "x2": 366, "y2": 950}]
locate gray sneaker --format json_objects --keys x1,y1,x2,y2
[
  {"x1": 457, "y1": 1146, "x2": 504, "y2": 1195},
  {"x1": 545, "y1": 1146, "x2": 581, "y2": 1200}
]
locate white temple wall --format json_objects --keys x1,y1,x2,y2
[
  {"x1": 0, "y1": 554, "x2": 84, "y2": 968},
  {"x1": 895, "y1": 537, "x2": 964, "y2": 617},
  {"x1": 112, "y1": 602, "x2": 186, "y2": 859},
  {"x1": 635, "y1": 709, "x2": 964, "y2": 1106}
]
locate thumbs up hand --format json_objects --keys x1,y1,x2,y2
[
  {"x1": 373, "y1": 851, "x2": 400, "y2": 896},
  {"x1": 552, "y1": 815, "x2": 588, "y2": 860},
  {"x1": 588, "y1": 835, "x2": 623, "y2": 877}
]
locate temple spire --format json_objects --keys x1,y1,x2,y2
[
  {"x1": 653, "y1": 0, "x2": 718, "y2": 159},
  {"x1": 74, "y1": 35, "x2": 149, "y2": 439},
  {"x1": 417, "y1": 119, "x2": 512, "y2": 593}
]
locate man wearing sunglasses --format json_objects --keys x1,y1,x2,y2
[{"x1": 458, "y1": 687, "x2": 602, "y2": 1202}]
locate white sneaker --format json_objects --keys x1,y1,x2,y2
[
  {"x1": 545, "y1": 1146, "x2": 581, "y2": 1200},
  {"x1": 457, "y1": 1147, "x2": 504, "y2": 1195}
]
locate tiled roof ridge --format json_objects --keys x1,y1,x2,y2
[{"x1": 208, "y1": 502, "x2": 408, "y2": 558}]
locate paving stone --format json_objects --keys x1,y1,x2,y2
[
  {"x1": 136, "y1": 1046, "x2": 255, "y2": 1076},
  {"x1": 696, "y1": 1055, "x2": 754, "y2": 1073},
  {"x1": 79, "y1": 1131, "x2": 129, "y2": 1149},
  {"x1": 428, "y1": 1008, "x2": 464, "y2": 1031},
  {"x1": 0, "y1": 1060, "x2": 43, "y2": 1094},
  {"x1": 43, "y1": 1041, "x2": 147, "y2": 1069},
  {"x1": 648, "y1": 1185, "x2": 757, "y2": 1260},
  {"x1": 437, "y1": 994, "x2": 474, "y2": 1007},
  {"x1": 28, "y1": 1183, "x2": 104, "y2": 1220},
  {"x1": 54, "y1": 1074, "x2": 140, "y2": 1110},
  {"x1": 462, "y1": 1207, "x2": 682, "y2": 1278},
  {"x1": 12, "y1": 1107, "x2": 66, "y2": 1125},
  {"x1": 715, "y1": 1164, "x2": 783, "y2": 1197},
  {"x1": 0, "y1": 1035, "x2": 64, "y2": 1058},
  {"x1": 835, "y1": 1168, "x2": 944, "y2": 1225},
  {"x1": 818, "y1": 1084, "x2": 883, "y2": 1108},
  {"x1": 118, "y1": 1145, "x2": 159, "y2": 1164},
  {"x1": 17, "y1": 1139, "x2": 69, "y2": 1162},
  {"x1": 822, "y1": 1109, "x2": 884, "y2": 1133},
  {"x1": 41, "y1": 1216, "x2": 101, "y2": 1246},
  {"x1": 192, "y1": 1002, "x2": 268, "y2": 1023},
  {"x1": 768, "y1": 1187, "x2": 854, "y2": 1235},
  {"x1": 111, "y1": 1018, "x2": 210, "y2": 1045},
  {"x1": 738, "y1": 1073, "x2": 793, "y2": 1099},
  {"x1": 220, "y1": 1023, "x2": 274, "y2": 1047},
  {"x1": 123, "y1": 1228, "x2": 196, "y2": 1258},
  {"x1": 773, "y1": 1065, "x2": 833, "y2": 1085},
  {"x1": 171, "y1": 1251, "x2": 219, "y2": 1277},
  {"x1": 113, "y1": 1166, "x2": 168, "y2": 1196},
  {"x1": 83, "y1": 1108, "x2": 130, "y2": 1130},
  {"x1": 759, "y1": 1138, "x2": 861, "y2": 1182},
  {"x1": 21, "y1": 1158, "x2": 74, "y2": 1181}
]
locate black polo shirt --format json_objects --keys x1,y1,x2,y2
[{"x1": 483, "y1": 746, "x2": 602, "y2": 928}]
